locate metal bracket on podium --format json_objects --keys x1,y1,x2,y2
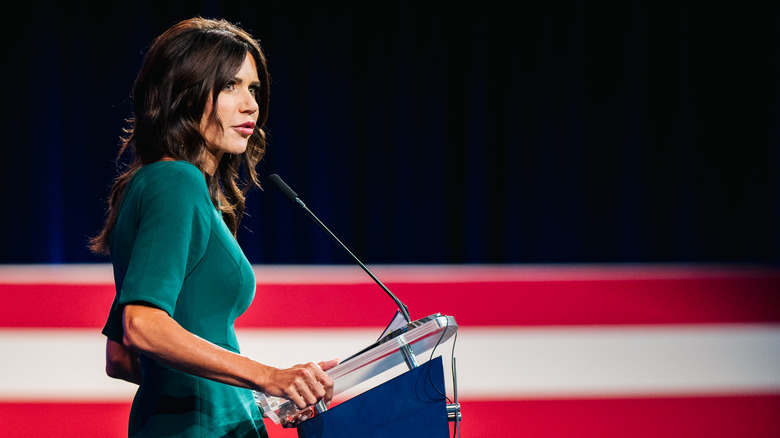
[
  {"x1": 397, "y1": 334, "x2": 419, "y2": 370},
  {"x1": 447, "y1": 403, "x2": 462, "y2": 422}
]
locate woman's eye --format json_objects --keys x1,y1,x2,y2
[
  {"x1": 248, "y1": 86, "x2": 257, "y2": 96},
  {"x1": 224, "y1": 83, "x2": 236, "y2": 92}
]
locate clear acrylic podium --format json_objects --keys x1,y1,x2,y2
[{"x1": 255, "y1": 313, "x2": 458, "y2": 437}]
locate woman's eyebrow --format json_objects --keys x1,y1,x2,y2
[{"x1": 231, "y1": 77, "x2": 261, "y2": 86}]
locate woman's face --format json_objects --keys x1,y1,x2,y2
[{"x1": 200, "y1": 53, "x2": 260, "y2": 169}]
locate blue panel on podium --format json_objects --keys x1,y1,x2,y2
[{"x1": 297, "y1": 356, "x2": 448, "y2": 438}]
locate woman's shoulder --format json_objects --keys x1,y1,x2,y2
[
  {"x1": 133, "y1": 161, "x2": 206, "y2": 191},
  {"x1": 126, "y1": 161, "x2": 211, "y2": 209},
  {"x1": 137, "y1": 160, "x2": 202, "y2": 180}
]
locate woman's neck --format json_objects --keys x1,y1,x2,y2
[
  {"x1": 202, "y1": 151, "x2": 222, "y2": 176},
  {"x1": 157, "y1": 152, "x2": 221, "y2": 176}
]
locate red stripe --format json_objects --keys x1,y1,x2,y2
[
  {"x1": 2, "y1": 273, "x2": 780, "y2": 328},
  {"x1": 248, "y1": 276, "x2": 780, "y2": 328},
  {"x1": 2, "y1": 395, "x2": 779, "y2": 437},
  {"x1": 0, "y1": 402, "x2": 132, "y2": 438},
  {"x1": 0, "y1": 284, "x2": 115, "y2": 328}
]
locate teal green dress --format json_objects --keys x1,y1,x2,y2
[{"x1": 102, "y1": 161, "x2": 268, "y2": 438}]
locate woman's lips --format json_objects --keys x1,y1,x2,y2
[{"x1": 233, "y1": 121, "x2": 256, "y2": 136}]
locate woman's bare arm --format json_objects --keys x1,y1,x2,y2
[{"x1": 122, "y1": 303, "x2": 335, "y2": 408}]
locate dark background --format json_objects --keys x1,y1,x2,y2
[{"x1": 1, "y1": 1, "x2": 778, "y2": 265}]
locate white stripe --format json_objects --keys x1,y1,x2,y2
[
  {"x1": 457, "y1": 324, "x2": 780, "y2": 399},
  {"x1": 1, "y1": 263, "x2": 776, "y2": 284},
  {"x1": 1, "y1": 324, "x2": 779, "y2": 401},
  {"x1": 0, "y1": 329, "x2": 138, "y2": 400}
]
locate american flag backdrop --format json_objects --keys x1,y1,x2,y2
[{"x1": 1, "y1": 264, "x2": 779, "y2": 437}]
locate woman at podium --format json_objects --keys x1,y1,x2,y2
[{"x1": 89, "y1": 17, "x2": 336, "y2": 437}]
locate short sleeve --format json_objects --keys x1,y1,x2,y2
[
  {"x1": 117, "y1": 164, "x2": 213, "y2": 316},
  {"x1": 102, "y1": 295, "x2": 124, "y2": 342}
]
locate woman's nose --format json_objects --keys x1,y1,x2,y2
[{"x1": 240, "y1": 90, "x2": 259, "y2": 114}]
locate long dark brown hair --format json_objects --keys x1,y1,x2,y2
[{"x1": 90, "y1": 18, "x2": 270, "y2": 255}]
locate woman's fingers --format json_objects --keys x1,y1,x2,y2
[
  {"x1": 318, "y1": 358, "x2": 340, "y2": 371},
  {"x1": 281, "y1": 362, "x2": 330, "y2": 408},
  {"x1": 268, "y1": 360, "x2": 338, "y2": 409},
  {"x1": 313, "y1": 361, "x2": 337, "y2": 405},
  {"x1": 316, "y1": 359, "x2": 338, "y2": 404}
]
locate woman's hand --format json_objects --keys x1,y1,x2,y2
[
  {"x1": 277, "y1": 359, "x2": 339, "y2": 427},
  {"x1": 105, "y1": 338, "x2": 142, "y2": 385},
  {"x1": 264, "y1": 358, "x2": 339, "y2": 409}
]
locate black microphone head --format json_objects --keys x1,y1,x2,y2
[{"x1": 267, "y1": 174, "x2": 299, "y2": 202}]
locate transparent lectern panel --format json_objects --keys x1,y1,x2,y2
[{"x1": 255, "y1": 313, "x2": 457, "y2": 425}]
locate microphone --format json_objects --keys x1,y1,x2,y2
[{"x1": 267, "y1": 174, "x2": 412, "y2": 323}]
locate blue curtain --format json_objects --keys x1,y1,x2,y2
[{"x1": 1, "y1": 1, "x2": 778, "y2": 264}]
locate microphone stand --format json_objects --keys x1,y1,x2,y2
[
  {"x1": 267, "y1": 174, "x2": 412, "y2": 323},
  {"x1": 262, "y1": 175, "x2": 461, "y2": 430}
]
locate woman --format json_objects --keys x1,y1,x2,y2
[{"x1": 90, "y1": 18, "x2": 335, "y2": 437}]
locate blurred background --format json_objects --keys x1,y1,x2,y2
[
  {"x1": 1, "y1": 1, "x2": 777, "y2": 266},
  {"x1": 2, "y1": 1, "x2": 780, "y2": 437}
]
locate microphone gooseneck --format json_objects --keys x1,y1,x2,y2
[
  {"x1": 267, "y1": 174, "x2": 302, "y2": 206},
  {"x1": 267, "y1": 174, "x2": 412, "y2": 323}
]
